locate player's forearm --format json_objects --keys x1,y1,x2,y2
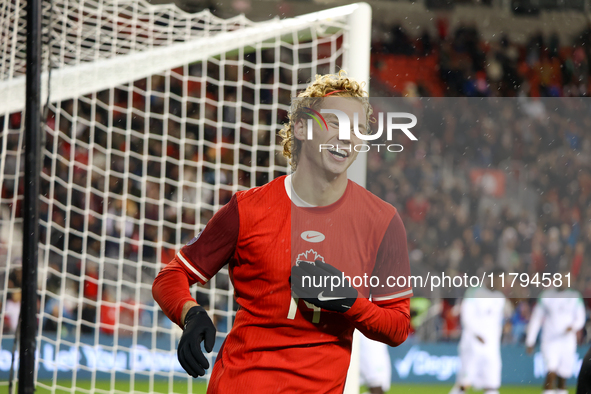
[
  {"x1": 344, "y1": 297, "x2": 410, "y2": 347},
  {"x1": 525, "y1": 319, "x2": 541, "y2": 347},
  {"x1": 152, "y1": 259, "x2": 198, "y2": 327},
  {"x1": 575, "y1": 303, "x2": 586, "y2": 330},
  {"x1": 525, "y1": 305, "x2": 543, "y2": 347}
]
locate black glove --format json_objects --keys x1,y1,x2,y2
[
  {"x1": 178, "y1": 306, "x2": 216, "y2": 377},
  {"x1": 291, "y1": 260, "x2": 358, "y2": 313}
]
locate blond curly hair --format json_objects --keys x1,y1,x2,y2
[{"x1": 278, "y1": 70, "x2": 371, "y2": 171}]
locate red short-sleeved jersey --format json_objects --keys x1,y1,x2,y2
[{"x1": 154, "y1": 175, "x2": 412, "y2": 393}]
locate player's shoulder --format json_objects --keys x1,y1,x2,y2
[
  {"x1": 537, "y1": 289, "x2": 553, "y2": 303},
  {"x1": 562, "y1": 288, "x2": 582, "y2": 297},
  {"x1": 489, "y1": 288, "x2": 506, "y2": 300},
  {"x1": 347, "y1": 180, "x2": 398, "y2": 219},
  {"x1": 493, "y1": 290, "x2": 507, "y2": 307},
  {"x1": 234, "y1": 175, "x2": 288, "y2": 206},
  {"x1": 536, "y1": 288, "x2": 565, "y2": 306},
  {"x1": 561, "y1": 288, "x2": 583, "y2": 302},
  {"x1": 463, "y1": 286, "x2": 480, "y2": 298}
]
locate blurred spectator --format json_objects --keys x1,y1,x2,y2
[
  {"x1": 510, "y1": 300, "x2": 532, "y2": 344},
  {"x1": 43, "y1": 279, "x2": 78, "y2": 336},
  {"x1": 4, "y1": 290, "x2": 21, "y2": 333},
  {"x1": 100, "y1": 288, "x2": 117, "y2": 335}
]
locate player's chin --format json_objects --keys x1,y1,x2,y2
[{"x1": 323, "y1": 161, "x2": 350, "y2": 177}]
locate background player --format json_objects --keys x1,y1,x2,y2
[
  {"x1": 152, "y1": 71, "x2": 413, "y2": 393},
  {"x1": 526, "y1": 283, "x2": 586, "y2": 394},
  {"x1": 450, "y1": 270, "x2": 508, "y2": 394},
  {"x1": 359, "y1": 333, "x2": 392, "y2": 394}
]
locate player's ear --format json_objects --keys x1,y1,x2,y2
[{"x1": 293, "y1": 119, "x2": 306, "y2": 141}]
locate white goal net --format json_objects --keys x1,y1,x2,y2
[{"x1": 0, "y1": 0, "x2": 370, "y2": 392}]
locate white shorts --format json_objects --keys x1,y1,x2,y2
[
  {"x1": 457, "y1": 336, "x2": 501, "y2": 390},
  {"x1": 541, "y1": 338, "x2": 577, "y2": 378},
  {"x1": 359, "y1": 333, "x2": 391, "y2": 392}
]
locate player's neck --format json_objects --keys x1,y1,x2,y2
[{"x1": 291, "y1": 167, "x2": 348, "y2": 207}]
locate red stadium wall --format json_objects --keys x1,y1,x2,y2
[{"x1": 372, "y1": 54, "x2": 444, "y2": 96}]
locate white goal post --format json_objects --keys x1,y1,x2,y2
[{"x1": 0, "y1": 1, "x2": 370, "y2": 392}]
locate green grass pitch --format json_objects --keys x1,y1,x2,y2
[{"x1": 29, "y1": 381, "x2": 576, "y2": 393}]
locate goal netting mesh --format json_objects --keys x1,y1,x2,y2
[{"x1": 0, "y1": 0, "x2": 368, "y2": 392}]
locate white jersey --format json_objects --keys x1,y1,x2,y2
[
  {"x1": 460, "y1": 287, "x2": 507, "y2": 348},
  {"x1": 525, "y1": 288, "x2": 586, "y2": 347},
  {"x1": 359, "y1": 332, "x2": 391, "y2": 392},
  {"x1": 456, "y1": 287, "x2": 507, "y2": 390}
]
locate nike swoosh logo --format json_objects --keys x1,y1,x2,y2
[
  {"x1": 301, "y1": 231, "x2": 325, "y2": 243},
  {"x1": 317, "y1": 291, "x2": 346, "y2": 302}
]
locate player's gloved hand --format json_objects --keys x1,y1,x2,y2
[
  {"x1": 178, "y1": 306, "x2": 216, "y2": 378},
  {"x1": 291, "y1": 260, "x2": 358, "y2": 313}
]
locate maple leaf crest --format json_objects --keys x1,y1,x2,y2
[{"x1": 296, "y1": 249, "x2": 325, "y2": 264}]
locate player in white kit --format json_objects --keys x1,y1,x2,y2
[
  {"x1": 450, "y1": 272, "x2": 508, "y2": 394},
  {"x1": 526, "y1": 285, "x2": 586, "y2": 394},
  {"x1": 359, "y1": 332, "x2": 392, "y2": 394}
]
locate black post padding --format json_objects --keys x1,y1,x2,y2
[{"x1": 20, "y1": 0, "x2": 42, "y2": 390}]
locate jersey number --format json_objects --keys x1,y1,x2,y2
[{"x1": 287, "y1": 297, "x2": 321, "y2": 323}]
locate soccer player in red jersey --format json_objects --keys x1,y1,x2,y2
[{"x1": 152, "y1": 71, "x2": 412, "y2": 393}]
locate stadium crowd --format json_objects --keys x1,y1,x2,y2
[
  {"x1": 367, "y1": 21, "x2": 591, "y2": 342},
  {"x1": 1, "y1": 17, "x2": 590, "y2": 345},
  {"x1": 366, "y1": 96, "x2": 591, "y2": 342}
]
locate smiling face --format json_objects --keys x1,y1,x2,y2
[{"x1": 294, "y1": 97, "x2": 367, "y2": 178}]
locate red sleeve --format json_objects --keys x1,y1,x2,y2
[
  {"x1": 341, "y1": 212, "x2": 412, "y2": 347},
  {"x1": 152, "y1": 256, "x2": 199, "y2": 327},
  {"x1": 152, "y1": 194, "x2": 240, "y2": 327},
  {"x1": 344, "y1": 297, "x2": 411, "y2": 347},
  {"x1": 371, "y1": 213, "x2": 413, "y2": 300},
  {"x1": 177, "y1": 194, "x2": 240, "y2": 284}
]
